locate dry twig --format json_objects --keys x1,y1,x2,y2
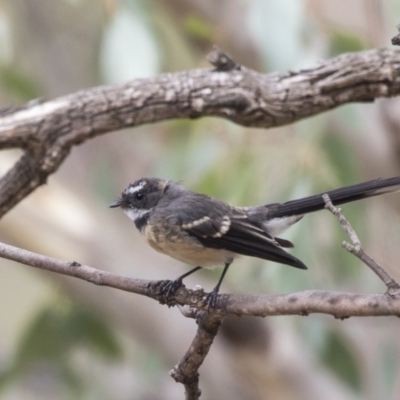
[{"x1": 323, "y1": 194, "x2": 400, "y2": 295}]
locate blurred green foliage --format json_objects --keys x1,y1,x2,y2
[
  {"x1": 1, "y1": 0, "x2": 399, "y2": 399},
  {"x1": 0, "y1": 66, "x2": 39, "y2": 102},
  {"x1": 320, "y1": 331, "x2": 361, "y2": 390},
  {"x1": 329, "y1": 31, "x2": 367, "y2": 57},
  {"x1": 183, "y1": 15, "x2": 214, "y2": 41},
  {"x1": 0, "y1": 299, "x2": 122, "y2": 396},
  {"x1": 380, "y1": 342, "x2": 399, "y2": 399}
]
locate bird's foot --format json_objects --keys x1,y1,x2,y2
[
  {"x1": 160, "y1": 278, "x2": 183, "y2": 304},
  {"x1": 205, "y1": 288, "x2": 220, "y2": 309}
]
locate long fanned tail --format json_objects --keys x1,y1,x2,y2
[{"x1": 267, "y1": 177, "x2": 400, "y2": 219}]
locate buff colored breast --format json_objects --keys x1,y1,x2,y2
[{"x1": 142, "y1": 222, "x2": 235, "y2": 268}]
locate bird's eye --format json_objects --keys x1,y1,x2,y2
[{"x1": 136, "y1": 192, "x2": 144, "y2": 200}]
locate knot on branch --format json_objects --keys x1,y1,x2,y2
[
  {"x1": 392, "y1": 24, "x2": 400, "y2": 46},
  {"x1": 207, "y1": 46, "x2": 241, "y2": 71}
]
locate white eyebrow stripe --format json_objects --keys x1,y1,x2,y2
[{"x1": 126, "y1": 181, "x2": 146, "y2": 195}]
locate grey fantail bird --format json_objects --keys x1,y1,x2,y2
[{"x1": 110, "y1": 176, "x2": 400, "y2": 306}]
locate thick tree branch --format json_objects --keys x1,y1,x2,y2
[
  {"x1": 1, "y1": 48, "x2": 400, "y2": 216},
  {"x1": 1, "y1": 241, "x2": 400, "y2": 319}
]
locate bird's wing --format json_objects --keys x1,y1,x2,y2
[{"x1": 181, "y1": 214, "x2": 307, "y2": 270}]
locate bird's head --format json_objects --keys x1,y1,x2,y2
[{"x1": 110, "y1": 178, "x2": 169, "y2": 222}]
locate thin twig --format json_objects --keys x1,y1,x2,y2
[{"x1": 323, "y1": 194, "x2": 400, "y2": 294}]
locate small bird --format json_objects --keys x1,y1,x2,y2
[{"x1": 110, "y1": 176, "x2": 400, "y2": 306}]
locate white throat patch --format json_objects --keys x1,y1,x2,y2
[{"x1": 124, "y1": 207, "x2": 151, "y2": 222}]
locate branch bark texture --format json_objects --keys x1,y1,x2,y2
[
  {"x1": 170, "y1": 312, "x2": 222, "y2": 400},
  {"x1": 1, "y1": 241, "x2": 400, "y2": 319},
  {"x1": 1, "y1": 48, "x2": 400, "y2": 216}
]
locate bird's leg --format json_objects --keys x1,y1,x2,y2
[
  {"x1": 162, "y1": 266, "x2": 203, "y2": 299},
  {"x1": 205, "y1": 262, "x2": 231, "y2": 308}
]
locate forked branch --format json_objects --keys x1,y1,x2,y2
[
  {"x1": 1, "y1": 241, "x2": 399, "y2": 319},
  {"x1": 323, "y1": 194, "x2": 400, "y2": 294},
  {"x1": 2, "y1": 192, "x2": 400, "y2": 400}
]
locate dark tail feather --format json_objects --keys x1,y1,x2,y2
[{"x1": 267, "y1": 177, "x2": 400, "y2": 219}]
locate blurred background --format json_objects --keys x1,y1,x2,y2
[{"x1": 0, "y1": 0, "x2": 400, "y2": 399}]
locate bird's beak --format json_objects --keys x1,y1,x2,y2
[{"x1": 109, "y1": 199, "x2": 122, "y2": 208}]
